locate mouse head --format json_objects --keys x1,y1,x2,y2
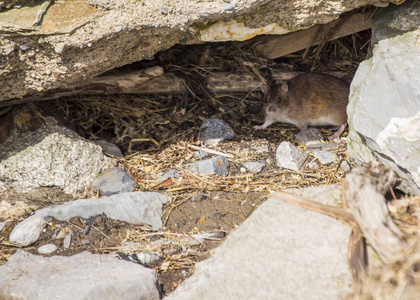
[{"x1": 261, "y1": 82, "x2": 289, "y2": 103}]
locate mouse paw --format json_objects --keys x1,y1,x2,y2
[{"x1": 253, "y1": 125, "x2": 265, "y2": 130}]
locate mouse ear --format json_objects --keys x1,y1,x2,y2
[
  {"x1": 280, "y1": 83, "x2": 288, "y2": 95},
  {"x1": 260, "y1": 84, "x2": 268, "y2": 95}
]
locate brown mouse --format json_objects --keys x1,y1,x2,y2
[{"x1": 254, "y1": 73, "x2": 349, "y2": 139}]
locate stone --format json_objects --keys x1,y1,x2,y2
[
  {"x1": 198, "y1": 119, "x2": 235, "y2": 145},
  {"x1": 340, "y1": 161, "x2": 351, "y2": 173},
  {"x1": 9, "y1": 192, "x2": 171, "y2": 246},
  {"x1": 313, "y1": 151, "x2": 335, "y2": 165},
  {"x1": 276, "y1": 141, "x2": 308, "y2": 171},
  {"x1": 193, "y1": 150, "x2": 209, "y2": 159},
  {"x1": 0, "y1": 250, "x2": 159, "y2": 300},
  {"x1": 165, "y1": 185, "x2": 352, "y2": 300},
  {"x1": 186, "y1": 156, "x2": 229, "y2": 176},
  {"x1": 94, "y1": 139, "x2": 124, "y2": 157},
  {"x1": 0, "y1": 125, "x2": 115, "y2": 196},
  {"x1": 242, "y1": 161, "x2": 265, "y2": 173},
  {"x1": 63, "y1": 233, "x2": 72, "y2": 249},
  {"x1": 157, "y1": 169, "x2": 180, "y2": 184},
  {"x1": 0, "y1": 221, "x2": 6, "y2": 232},
  {"x1": 347, "y1": 29, "x2": 420, "y2": 195},
  {"x1": 295, "y1": 128, "x2": 324, "y2": 144},
  {"x1": 371, "y1": 0, "x2": 420, "y2": 46},
  {"x1": 37, "y1": 244, "x2": 58, "y2": 254},
  {"x1": 91, "y1": 167, "x2": 136, "y2": 196}
]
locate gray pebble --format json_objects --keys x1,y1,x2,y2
[
  {"x1": 38, "y1": 244, "x2": 58, "y2": 255},
  {"x1": 81, "y1": 239, "x2": 91, "y2": 246},
  {"x1": 91, "y1": 167, "x2": 136, "y2": 196},
  {"x1": 242, "y1": 161, "x2": 265, "y2": 173},
  {"x1": 295, "y1": 128, "x2": 323, "y2": 145},
  {"x1": 19, "y1": 45, "x2": 29, "y2": 51},
  {"x1": 224, "y1": 4, "x2": 234, "y2": 11},
  {"x1": 94, "y1": 140, "x2": 124, "y2": 157},
  {"x1": 160, "y1": 7, "x2": 168, "y2": 14},
  {"x1": 157, "y1": 169, "x2": 179, "y2": 184},
  {"x1": 194, "y1": 150, "x2": 209, "y2": 159},
  {"x1": 198, "y1": 118, "x2": 235, "y2": 146},
  {"x1": 114, "y1": 25, "x2": 123, "y2": 32},
  {"x1": 63, "y1": 233, "x2": 72, "y2": 249}
]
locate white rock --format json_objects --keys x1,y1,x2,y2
[
  {"x1": 276, "y1": 141, "x2": 308, "y2": 171},
  {"x1": 348, "y1": 30, "x2": 420, "y2": 195},
  {"x1": 38, "y1": 244, "x2": 58, "y2": 254}
]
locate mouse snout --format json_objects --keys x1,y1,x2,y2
[{"x1": 266, "y1": 102, "x2": 278, "y2": 115}]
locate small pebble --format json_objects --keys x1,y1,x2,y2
[
  {"x1": 87, "y1": 43, "x2": 92, "y2": 47},
  {"x1": 27, "y1": 50, "x2": 35, "y2": 58},
  {"x1": 63, "y1": 233, "x2": 73, "y2": 249},
  {"x1": 81, "y1": 239, "x2": 91, "y2": 246},
  {"x1": 224, "y1": 4, "x2": 234, "y2": 11},
  {"x1": 160, "y1": 7, "x2": 168, "y2": 14},
  {"x1": 38, "y1": 244, "x2": 58, "y2": 255},
  {"x1": 114, "y1": 25, "x2": 123, "y2": 32},
  {"x1": 0, "y1": 222, "x2": 6, "y2": 232},
  {"x1": 201, "y1": 12, "x2": 209, "y2": 17},
  {"x1": 45, "y1": 69, "x2": 51, "y2": 75},
  {"x1": 18, "y1": 45, "x2": 29, "y2": 51},
  {"x1": 340, "y1": 161, "x2": 351, "y2": 173},
  {"x1": 54, "y1": 43, "x2": 65, "y2": 54}
]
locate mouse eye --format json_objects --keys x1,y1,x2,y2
[{"x1": 276, "y1": 97, "x2": 281, "y2": 102}]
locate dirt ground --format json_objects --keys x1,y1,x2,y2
[{"x1": 0, "y1": 37, "x2": 364, "y2": 296}]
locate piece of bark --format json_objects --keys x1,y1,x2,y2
[
  {"x1": 254, "y1": 12, "x2": 372, "y2": 59},
  {"x1": 344, "y1": 161, "x2": 403, "y2": 263}
]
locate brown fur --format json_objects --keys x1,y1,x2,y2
[{"x1": 254, "y1": 73, "x2": 349, "y2": 133}]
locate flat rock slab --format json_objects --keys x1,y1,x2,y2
[
  {"x1": 9, "y1": 191, "x2": 171, "y2": 246},
  {"x1": 166, "y1": 185, "x2": 352, "y2": 300},
  {"x1": 0, "y1": 250, "x2": 159, "y2": 300}
]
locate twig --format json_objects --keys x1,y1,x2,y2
[{"x1": 187, "y1": 144, "x2": 234, "y2": 158}]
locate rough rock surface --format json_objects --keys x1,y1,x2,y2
[
  {"x1": 348, "y1": 18, "x2": 420, "y2": 194},
  {"x1": 166, "y1": 185, "x2": 352, "y2": 300},
  {"x1": 9, "y1": 191, "x2": 171, "y2": 246},
  {"x1": 0, "y1": 250, "x2": 160, "y2": 300},
  {"x1": 0, "y1": 0, "x2": 403, "y2": 104},
  {"x1": 0, "y1": 125, "x2": 115, "y2": 196}
]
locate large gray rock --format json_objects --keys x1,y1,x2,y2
[
  {"x1": 9, "y1": 191, "x2": 171, "y2": 246},
  {"x1": 0, "y1": 0, "x2": 403, "y2": 104},
  {"x1": 348, "y1": 29, "x2": 420, "y2": 195},
  {"x1": 166, "y1": 185, "x2": 352, "y2": 300},
  {"x1": 0, "y1": 125, "x2": 115, "y2": 196},
  {"x1": 0, "y1": 250, "x2": 159, "y2": 300}
]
